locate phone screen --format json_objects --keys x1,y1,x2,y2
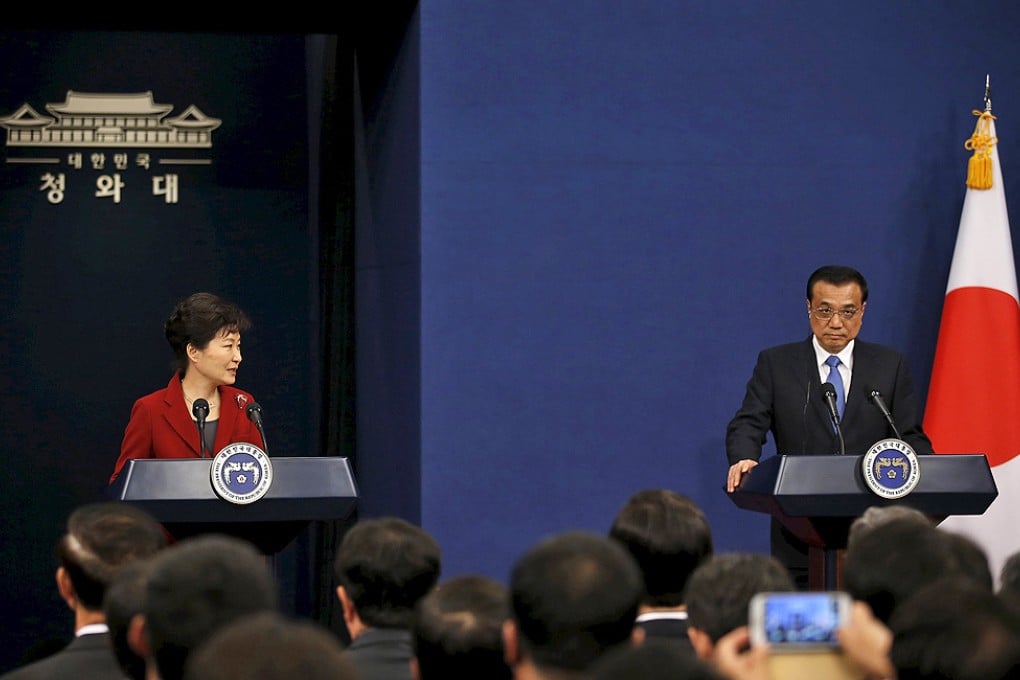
[{"x1": 749, "y1": 592, "x2": 849, "y2": 649}]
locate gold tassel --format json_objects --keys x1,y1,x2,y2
[{"x1": 965, "y1": 109, "x2": 997, "y2": 190}]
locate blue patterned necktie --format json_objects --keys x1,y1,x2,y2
[{"x1": 825, "y1": 355, "x2": 845, "y2": 421}]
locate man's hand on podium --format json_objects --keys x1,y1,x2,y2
[{"x1": 727, "y1": 459, "x2": 759, "y2": 493}]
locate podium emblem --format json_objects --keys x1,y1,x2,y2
[
  {"x1": 862, "y1": 438, "x2": 920, "y2": 499},
  {"x1": 210, "y1": 442, "x2": 273, "y2": 505}
]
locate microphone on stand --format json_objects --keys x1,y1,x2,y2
[
  {"x1": 246, "y1": 401, "x2": 268, "y2": 455},
  {"x1": 869, "y1": 390, "x2": 903, "y2": 439},
  {"x1": 192, "y1": 398, "x2": 210, "y2": 458},
  {"x1": 821, "y1": 382, "x2": 846, "y2": 455}
]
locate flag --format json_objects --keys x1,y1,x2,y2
[{"x1": 924, "y1": 104, "x2": 1020, "y2": 585}]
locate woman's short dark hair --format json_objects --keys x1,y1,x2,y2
[{"x1": 164, "y1": 293, "x2": 250, "y2": 375}]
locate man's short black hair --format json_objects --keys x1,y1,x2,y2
[
  {"x1": 183, "y1": 612, "x2": 357, "y2": 680},
  {"x1": 55, "y1": 501, "x2": 166, "y2": 609},
  {"x1": 999, "y1": 550, "x2": 1020, "y2": 600},
  {"x1": 145, "y1": 534, "x2": 279, "y2": 680},
  {"x1": 890, "y1": 577, "x2": 1020, "y2": 680},
  {"x1": 684, "y1": 552, "x2": 794, "y2": 643},
  {"x1": 609, "y1": 488, "x2": 713, "y2": 607},
  {"x1": 510, "y1": 530, "x2": 643, "y2": 672},
  {"x1": 412, "y1": 575, "x2": 511, "y2": 680},
  {"x1": 333, "y1": 517, "x2": 442, "y2": 629},
  {"x1": 844, "y1": 520, "x2": 991, "y2": 624},
  {"x1": 846, "y1": 505, "x2": 933, "y2": 551},
  {"x1": 806, "y1": 265, "x2": 869, "y2": 303}
]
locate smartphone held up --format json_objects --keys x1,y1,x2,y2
[{"x1": 748, "y1": 591, "x2": 851, "y2": 652}]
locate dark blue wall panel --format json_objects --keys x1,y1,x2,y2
[{"x1": 417, "y1": 2, "x2": 1020, "y2": 581}]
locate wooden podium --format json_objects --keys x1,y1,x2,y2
[
  {"x1": 728, "y1": 453, "x2": 997, "y2": 589},
  {"x1": 108, "y1": 457, "x2": 359, "y2": 555}
]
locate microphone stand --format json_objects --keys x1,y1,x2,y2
[
  {"x1": 821, "y1": 383, "x2": 846, "y2": 456},
  {"x1": 830, "y1": 412, "x2": 846, "y2": 456},
  {"x1": 869, "y1": 390, "x2": 903, "y2": 440}
]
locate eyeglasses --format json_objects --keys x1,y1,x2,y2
[{"x1": 812, "y1": 307, "x2": 860, "y2": 321}]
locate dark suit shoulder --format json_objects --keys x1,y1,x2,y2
[
  {"x1": 0, "y1": 635, "x2": 126, "y2": 680},
  {"x1": 756, "y1": 337, "x2": 815, "y2": 359},
  {"x1": 852, "y1": 339, "x2": 908, "y2": 360}
]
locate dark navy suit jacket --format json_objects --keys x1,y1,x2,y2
[
  {"x1": 726, "y1": 337, "x2": 933, "y2": 461},
  {"x1": 725, "y1": 336, "x2": 933, "y2": 582},
  {"x1": 0, "y1": 633, "x2": 126, "y2": 680},
  {"x1": 343, "y1": 628, "x2": 413, "y2": 680}
]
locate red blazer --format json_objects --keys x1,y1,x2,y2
[{"x1": 110, "y1": 374, "x2": 265, "y2": 484}]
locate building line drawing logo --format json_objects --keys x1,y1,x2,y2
[
  {"x1": 1, "y1": 90, "x2": 222, "y2": 204},
  {"x1": 0, "y1": 90, "x2": 221, "y2": 149}
]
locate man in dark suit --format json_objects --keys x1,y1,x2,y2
[
  {"x1": 608, "y1": 488, "x2": 713, "y2": 654},
  {"x1": 503, "y1": 531, "x2": 644, "y2": 679},
  {"x1": 725, "y1": 265, "x2": 933, "y2": 586},
  {"x1": 134, "y1": 534, "x2": 278, "y2": 680},
  {"x1": 334, "y1": 517, "x2": 442, "y2": 680},
  {"x1": 0, "y1": 502, "x2": 167, "y2": 680}
]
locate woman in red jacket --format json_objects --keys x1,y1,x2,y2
[{"x1": 110, "y1": 292, "x2": 265, "y2": 484}]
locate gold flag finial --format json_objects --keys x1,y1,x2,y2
[{"x1": 965, "y1": 76, "x2": 997, "y2": 190}]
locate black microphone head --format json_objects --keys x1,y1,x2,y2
[
  {"x1": 192, "y1": 398, "x2": 210, "y2": 418},
  {"x1": 246, "y1": 401, "x2": 263, "y2": 424},
  {"x1": 821, "y1": 382, "x2": 836, "y2": 399}
]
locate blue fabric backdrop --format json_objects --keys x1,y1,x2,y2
[{"x1": 407, "y1": 1, "x2": 1020, "y2": 582}]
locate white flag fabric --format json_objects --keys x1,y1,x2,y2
[{"x1": 924, "y1": 117, "x2": 1020, "y2": 585}]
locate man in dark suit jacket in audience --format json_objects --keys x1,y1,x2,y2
[
  {"x1": 725, "y1": 265, "x2": 933, "y2": 587},
  {"x1": 684, "y1": 552, "x2": 794, "y2": 662},
  {"x1": 609, "y1": 488, "x2": 713, "y2": 653},
  {"x1": 0, "y1": 502, "x2": 166, "y2": 680},
  {"x1": 334, "y1": 517, "x2": 442, "y2": 680},
  {"x1": 132, "y1": 534, "x2": 278, "y2": 680}
]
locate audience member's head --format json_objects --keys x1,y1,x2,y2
[
  {"x1": 103, "y1": 559, "x2": 154, "y2": 680},
  {"x1": 589, "y1": 638, "x2": 725, "y2": 680},
  {"x1": 1001, "y1": 551, "x2": 1020, "y2": 595},
  {"x1": 333, "y1": 516, "x2": 442, "y2": 637},
  {"x1": 889, "y1": 577, "x2": 1020, "y2": 680},
  {"x1": 141, "y1": 534, "x2": 278, "y2": 680},
  {"x1": 182, "y1": 612, "x2": 357, "y2": 680},
  {"x1": 505, "y1": 530, "x2": 643, "y2": 676},
  {"x1": 56, "y1": 501, "x2": 166, "y2": 612},
  {"x1": 942, "y1": 529, "x2": 993, "y2": 590},
  {"x1": 846, "y1": 504, "x2": 933, "y2": 551},
  {"x1": 684, "y1": 552, "x2": 794, "y2": 659},
  {"x1": 1000, "y1": 551, "x2": 1020, "y2": 614},
  {"x1": 412, "y1": 575, "x2": 511, "y2": 680},
  {"x1": 844, "y1": 520, "x2": 991, "y2": 624},
  {"x1": 609, "y1": 488, "x2": 713, "y2": 609}
]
